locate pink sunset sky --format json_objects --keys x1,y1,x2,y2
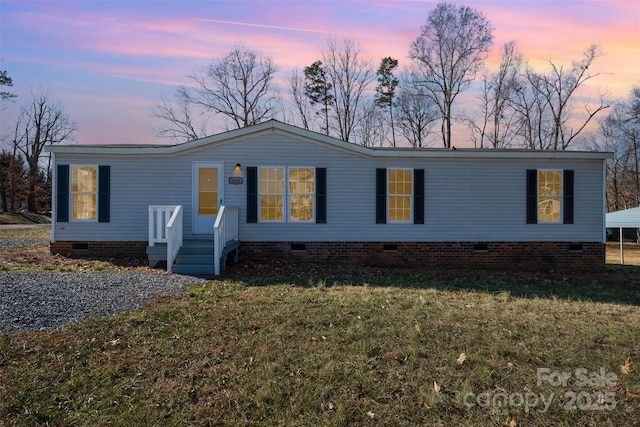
[{"x1": 0, "y1": 0, "x2": 639, "y2": 147}]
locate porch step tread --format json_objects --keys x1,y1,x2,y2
[
  {"x1": 179, "y1": 246, "x2": 214, "y2": 255},
  {"x1": 183, "y1": 239, "x2": 214, "y2": 248},
  {"x1": 171, "y1": 264, "x2": 214, "y2": 276},
  {"x1": 175, "y1": 254, "x2": 215, "y2": 264}
]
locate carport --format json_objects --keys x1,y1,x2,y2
[{"x1": 606, "y1": 206, "x2": 640, "y2": 264}]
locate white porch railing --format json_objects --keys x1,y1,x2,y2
[
  {"x1": 214, "y1": 206, "x2": 239, "y2": 276},
  {"x1": 149, "y1": 205, "x2": 183, "y2": 272}
]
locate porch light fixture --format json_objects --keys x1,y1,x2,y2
[{"x1": 230, "y1": 163, "x2": 243, "y2": 184}]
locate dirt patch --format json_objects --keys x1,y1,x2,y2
[
  {"x1": 1, "y1": 232, "x2": 638, "y2": 285},
  {"x1": 606, "y1": 242, "x2": 640, "y2": 265},
  {"x1": 0, "y1": 244, "x2": 164, "y2": 274},
  {"x1": 221, "y1": 256, "x2": 640, "y2": 292}
]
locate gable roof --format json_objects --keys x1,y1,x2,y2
[
  {"x1": 606, "y1": 206, "x2": 640, "y2": 228},
  {"x1": 46, "y1": 119, "x2": 612, "y2": 160}
]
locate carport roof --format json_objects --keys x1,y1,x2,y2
[{"x1": 606, "y1": 206, "x2": 640, "y2": 228}]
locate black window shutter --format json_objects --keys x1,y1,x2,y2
[
  {"x1": 316, "y1": 168, "x2": 326, "y2": 224},
  {"x1": 413, "y1": 169, "x2": 425, "y2": 224},
  {"x1": 57, "y1": 165, "x2": 69, "y2": 222},
  {"x1": 246, "y1": 167, "x2": 258, "y2": 223},
  {"x1": 563, "y1": 169, "x2": 574, "y2": 224},
  {"x1": 98, "y1": 166, "x2": 110, "y2": 223},
  {"x1": 526, "y1": 169, "x2": 538, "y2": 224},
  {"x1": 376, "y1": 168, "x2": 387, "y2": 224}
]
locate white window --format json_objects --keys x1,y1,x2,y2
[
  {"x1": 387, "y1": 168, "x2": 413, "y2": 223},
  {"x1": 289, "y1": 168, "x2": 315, "y2": 221},
  {"x1": 259, "y1": 167, "x2": 315, "y2": 222},
  {"x1": 538, "y1": 170, "x2": 562, "y2": 223},
  {"x1": 259, "y1": 167, "x2": 285, "y2": 221},
  {"x1": 71, "y1": 165, "x2": 97, "y2": 221}
]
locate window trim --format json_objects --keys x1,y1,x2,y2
[
  {"x1": 537, "y1": 169, "x2": 563, "y2": 224},
  {"x1": 258, "y1": 166, "x2": 286, "y2": 223},
  {"x1": 257, "y1": 166, "x2": 316, "y2": 223},
  {"x1": 70, "y1": 164, "x2": 99, "y2": 222},
  {"x1": 386, "y1": 167, "x2": 414, "y2": 224},
  {"x1": 288, "y1": 166, "x2": 316, "y2": 223}
]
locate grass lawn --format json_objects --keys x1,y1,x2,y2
[
  {"x1": 1, "y1": 229, "x2": 639, "y2": 426},
  {"x1": 1, "y1": 277, "x2": 639, "y2": 426},
  {"x1": 0, "y1": 213, "x2": 51, "y2": 225}
]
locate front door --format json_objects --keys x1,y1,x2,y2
[{"x1": 193, "y1": 162, "x2": 224, "y2": 234}]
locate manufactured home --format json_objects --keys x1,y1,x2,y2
[{"x1": 46, "y1": 120, "x2": 611, "y2": 274}]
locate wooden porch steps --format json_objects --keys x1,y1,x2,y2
[{"x1": 147, "y1": 237, "x2": 239, "y2": 276}]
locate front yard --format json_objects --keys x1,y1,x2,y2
[{"x1": 0, "y1": 228, "x2": 639, "y2": 426}]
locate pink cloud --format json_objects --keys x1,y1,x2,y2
[{"x1": 3, "y1": 0, "x2": 638, "y2": 146}]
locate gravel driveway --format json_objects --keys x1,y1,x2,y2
[
  {"x1": 0, "y1": 238, "x2": 50, "y2": 250},
  {"x1": 0, "y1": 271, "x2": 205, "y2": 332},
  {"x1": 0, "y1": 234, "x2": 208, "y2": 332}
]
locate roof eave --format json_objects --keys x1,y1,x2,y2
[{"x1": 45, "y1": 120, "x2": 614, "y2": 160}]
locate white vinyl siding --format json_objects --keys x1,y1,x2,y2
[{"x1": 51, "y1": 132, "x2": 607, "y2": 243}]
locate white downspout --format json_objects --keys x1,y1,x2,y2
[
  {"x1": 50, "y1": 152, "x2": 56, "y2": 243},
  {"x1": 620, "y1": 227, "x2": 624, "y2": 265},
  {"x1": 602, "y1": 160, "x2": 607, "y2": 245}
]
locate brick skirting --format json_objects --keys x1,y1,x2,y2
[
  {"x1": 239, "y1": 241, "x2": 605, "y2": 271},
  {"x1": 50, "y1": 240, "x2": 605, "y2": 271},
  {"x1": 50, "y1": 241, "x2": 148, "y2": 259}
]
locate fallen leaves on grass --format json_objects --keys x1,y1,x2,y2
[
  {"x1": 621, "y1": 356, "x2": 632, "y2": 374},
  {"x1": 0, "y1": 244, "x2": 163, "y2": 273},
  {"x1": 433, "y1": 380, "x2": 441, "y2": 395},
  {"x1": 456, "y1": 352, "x2": 467, "y2": 365}
]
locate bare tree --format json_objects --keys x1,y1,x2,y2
[
  {"x1": 12, "y1": 90, "x2": 77, "y2": 212},
  {"x1": 150, "y1": 91, "x2": 206, "y2": 141},
  {"x1": 152, "y1": 45, "x2": 277, "y2": 141},
  {"x1": 598, "y1": 91, "x2": 639, "y2": 211},
  {"x1": 511, "y1": 72, "x2": 548, "y2": 149},
  {"x1": 467, "y1": 41, "x2": 523, "y2": 148},
  {"x1": 194, "y1": 45, "x2": 277, "y2": 129},
  {"x1": 355, "y1": 101, "x2": 386, "y2": 148},
  {"x1": 632, "y1": 87, "x2": 640, "y2": 119},
  {"x1": 394, "y1": 71, "x2": 439, "y2": 148},
  {"x1": 288, "y1": 69, "x2": 312, "y2": 131},
  {"x1": 516, "y1": 45, "x2": 610, "y2": 150},
  {"x1": 409, "y1": 2, "x2": 494, "y2": 149},
  {"x1": 322, "y1": 37, "x2": 375, "y2": 143}
]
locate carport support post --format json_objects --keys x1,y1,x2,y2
[{"x1": 620, "y1": 227, "x2": 624, "y2": 264}]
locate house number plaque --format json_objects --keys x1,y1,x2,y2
[{"x1": 229, "y1": 177, "x2": 243, "y2": 185}]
